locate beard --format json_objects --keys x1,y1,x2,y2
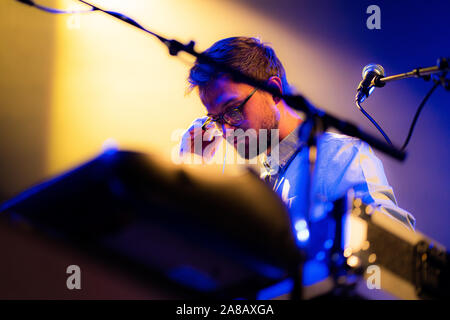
[{"x1": 227, "y1": 113, "x2": 279, "y2": 160}]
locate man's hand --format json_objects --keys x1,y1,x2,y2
[{"x1": 179, "y1": 117, "x2": 223, "y2": 161}]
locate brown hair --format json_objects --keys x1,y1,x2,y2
[{"x1": 188, "y1": 37, "x2": 290, "y2": 94}]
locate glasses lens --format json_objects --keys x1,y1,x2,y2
[{"x1": 224, "y1": 110, "x2": 244, "y2": 126}]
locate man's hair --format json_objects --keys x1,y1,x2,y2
[{"x1": 188, "y1": 37, "x2": 290, "y2": 95}]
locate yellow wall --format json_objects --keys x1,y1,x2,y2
[
  {"x1": 0, "y1": 0, "x2": 347, "y2": 198},
  {"x1": 0, "y1": 0, "x2": 56, "y2": 198}
]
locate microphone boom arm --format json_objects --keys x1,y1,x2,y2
[{"x1": 377, "y1": 58, "x2": 449, "y2": 86}]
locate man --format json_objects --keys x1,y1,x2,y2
[{"x1": 180, "y1": 37, "x2": 415, "y2": 232}]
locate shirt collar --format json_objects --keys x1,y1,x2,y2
[{"x1": 264, "y1": 124, "x2": 304, "y2": 173}]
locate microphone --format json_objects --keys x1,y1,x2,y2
[
  {"x1": 355, "y1": 63, "x2": 385, "y2": 103},
  {"x1": 354, "y1": 63, "x2": 392, "y2": 145}
]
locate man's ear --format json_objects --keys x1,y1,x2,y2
[{"x1": 266, "y1": 76, "x2": 283, "y2": 104}]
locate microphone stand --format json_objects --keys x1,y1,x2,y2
[
  {"x1": 368, "y1": 58, "x2": 449, "y2": 151},
  {"x1": 375, "y1": 58, "x2": 449, "y2": 87}
]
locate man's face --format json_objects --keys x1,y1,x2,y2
[{"x1": 199, "y1": 76, "x2": 280, "y2": 159}]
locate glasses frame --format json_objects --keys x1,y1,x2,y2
[{"x1": 203, "y1": 88, "x2": 258, "y2": 130}]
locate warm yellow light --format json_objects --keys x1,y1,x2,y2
[
  {"x1": 347, "y1": 255, "x2": 360, "y2": 268},
  {"x1": 2, "y1": 0, "x2": 360, "y2": 192},
  {"x1": 343, "y1": 247, "x2": 352, "y2": 258},
  {"x1": 362, "y1": 240, "x2": 370, "y2": 251},
  {"x1": 46, "y1": 0, "x2": 318, "y2": 175},
  {"x1": 352, "y1": 207, "x2": 362, "y2": 216}
]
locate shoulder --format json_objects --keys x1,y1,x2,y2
[
  {"x1": 317, "y1": 132, "x2": 366, "y2": 160},
  {"x1": 319, "y1": 131, "x2": 362, "y2": 146}
]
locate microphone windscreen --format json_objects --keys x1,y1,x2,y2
[{"x1": 362, "y1": 64, "x2": 385, "y2": 78}]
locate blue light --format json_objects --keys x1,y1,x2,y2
[
  {"x1": 315, "y1": 251, "x2": 326, "y2": 261},
  {"x1": 368, "y1": 86, "x2": 375, "y2": 96},
  {"x1": 257, "y1": 262, "x2": 330, "y2": 298},
  {"x1": 167, "y1": 265, "x2": 217, "y2": 292},
  {"x1": 257, "y1": 278, "x2": 293, "y2": 300},
  {"x1": 253, "y1": 263, "x2": 284, "y2": 279},
  {"x1": 294, "y1": 219, "x2": 307, "y2": 231},
  {"x1": 324, "y1": 239, "x2": 334, "y2": 249},
  {"x1": 303, "y1": 260, "x2": 329, "y2": 286},
  {"x1": 296, "y1": 229, "x2": 310, "y2": 242},
  {"x1": 310, "y1": 201, "x2": 334, "y2": 221},
  {"x1": 342, "y1": 212, "x2": 351, "y2": 250},
  {"x1": 294, "y1": 219, "x2": 309, "y2": 243},
  {"x1": 102, "y1": 138, "x2": 118, "y2": 155}
]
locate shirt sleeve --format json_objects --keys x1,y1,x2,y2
[
  {"x1": 352, "y1": 139, "x2": 416, "y2": 230},
  {"x1": 315, "y1": 133, "x2": 416, "y2": 230}
]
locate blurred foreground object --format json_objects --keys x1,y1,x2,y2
[
  {"x1": 0, "y1": 150, "x2": 448, "y2": 299},
  {"x1": 0, "y1": 149, "x2": 300, "y2": 299}
]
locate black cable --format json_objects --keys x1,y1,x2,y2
[
  {"x1": 400, "y1": 81, "x2": 440, "y2": 151},
  {"x1": 15, "y1": 0, "x2": 168, "y2": 44},
  {"x1": 16, "y1": 0, "x2": 95, "y2": 14},
  {"x1": 356, "y1": 100, "x2": 393, "y2": 145},
  {"x1": 77, "y1": 0, "x2": 168, "y2": 44}
]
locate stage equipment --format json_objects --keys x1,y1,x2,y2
[
  {"x1": 10, "y1": 0, "x2": 449, "y2": 300},
  {"x1": 318, "y1": 192, "x2": 450, "y2": 300},
  {"x1": 1, "y1": 151, "x2": 448, "y2": 299},
  {"x1": 355, "y1": 58, "x2": 449, "y2": 150},
  {"x1": 0, "y1": 150, "x2": 302, "y2": 299}
]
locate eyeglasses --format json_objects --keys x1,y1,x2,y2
[{"x1": 203, "y1": 88, "x2": 258, "y2": 130}]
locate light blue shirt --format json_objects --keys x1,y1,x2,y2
[{"x1": 260, "y1": 126, "x2": 416, "y2": 231}]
